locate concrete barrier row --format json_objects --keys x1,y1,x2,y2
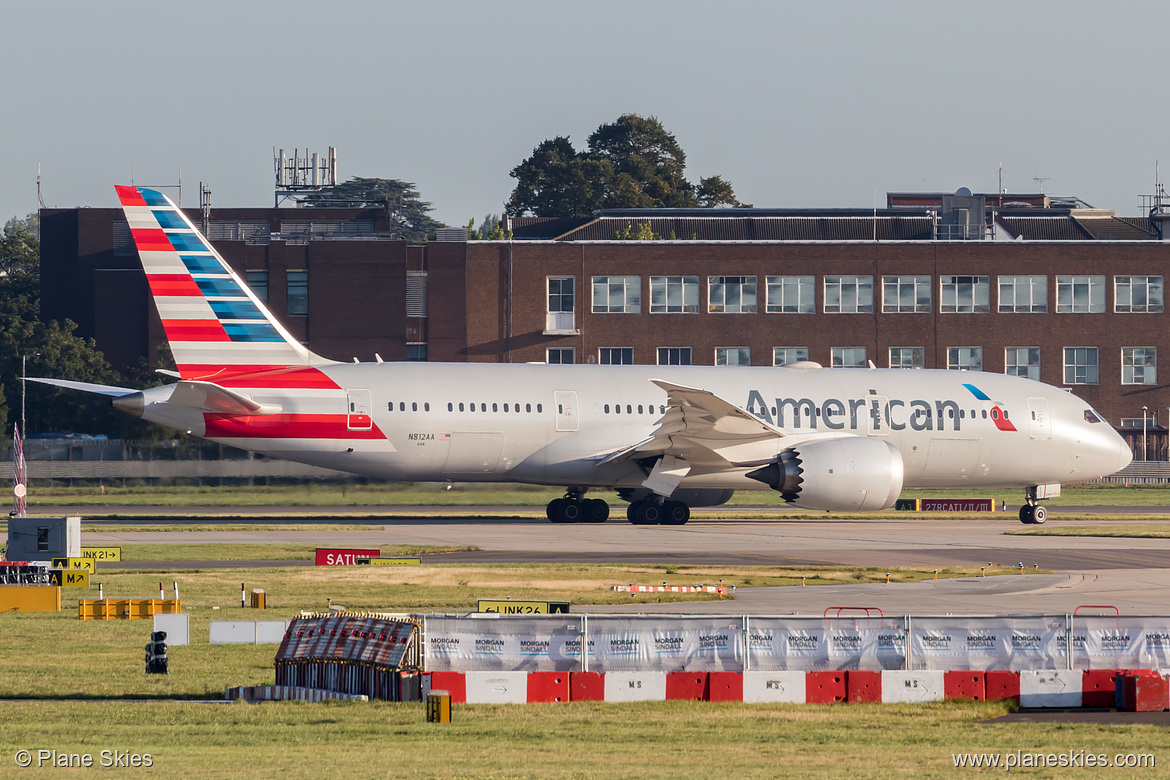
[
  {"x1": 225, "y1": 685, "x2": 369, "y2": 702},
  {"x1": 422, "y1": 669, "x2": 1170, "y2": 709}
]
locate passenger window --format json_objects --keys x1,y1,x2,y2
[
  {"x1": 615, "y1": 404, "x2": 621, "y2": 415},
  {"x1": 526, "y1": 403, "x2": 532, "y2": 413},
  {"x1": 504, "y1": 403, "x2": 509, "y2": 412},
  {"x1": 425, "y1": 403, "x2": 430, "y2": 412},
  {"x1": 481, "y1": 403, "x2": 487, "y2": 412},
  {"x1": 387, "y1": 403, "x2": 393, "y2": 411},
  {"x1": 558, "y1": 404, "x2": 563, "y2": 414},
  {"x1": 399, "y1": 402, "x2": 405, "y2": 412},
  {"x1": 459, "y1": 403, "x2": 465, "y2": 412},
  {"x1": 604, "y1": 404, "x2": 610, "y2": 414},
  {"x1": 412, "y1": 402, "x2": 418, "y2": 412},
  {"x1": 448, "y1": 403, "x2": 453, "y2": 412},
  {"x1": 638, "y1": 405, "x2": 643, "y2": 414},
  {"x1": 626, "y1": 405, "x2": 632, "y2": 414},
  {"x1": 492, "y1": 403, "x2": 498, "y2": 412},
  {"x1": 982, "y1": 410, "x2": 987, "y2": 418},
  {"x1": 350, "y1": 403, "x2": 355, "y2": 412},
  {"x1": 537, "y1": 404, "x2": 542, "y2": 413}
]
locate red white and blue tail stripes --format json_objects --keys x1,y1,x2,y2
[{"x1": 115, "y1": 185, "x2": 337, "y2": 385}]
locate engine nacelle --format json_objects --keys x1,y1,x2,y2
[{"x1": 746, "y1": 437, "x2": 903, "y2": 512}]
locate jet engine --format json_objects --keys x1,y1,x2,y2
[{"x1": 746, "y1": 437, "x2": 903, "y2": 512}]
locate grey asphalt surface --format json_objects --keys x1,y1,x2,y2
[{"x1": 68, "y1": 509, "x2": 1170, "y2": 615}]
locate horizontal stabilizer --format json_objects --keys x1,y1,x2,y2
[
  {"x1": 168, "y1": 380, "x2": 282, "y2": 416},
  {"x1": 26, "y1": 377, "x2": 138, "y2": 397}
]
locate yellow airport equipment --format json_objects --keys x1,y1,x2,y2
[
  {"x1": 78, "y1": 598, "x2": 182, "y2": 620},
  {"x1": 0, "y1": 586, "x2": 61, "y2": 612},
  {"x1": 250, "y1": 589, "x2": 266, "y2": 609},
  {"x1": 426, "y1": 692, "x2": 451, "y2": 723}
]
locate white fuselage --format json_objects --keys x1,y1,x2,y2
[{"x1": 133, "y1": 363, "x2": 1132, "y2": 494}]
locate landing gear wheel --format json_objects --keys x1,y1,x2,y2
[
  {"x1": 1018, "y1": 506, "x2": 1033, "y2": 524},
  {"x1": 628, "y1": 500, "x2": 662, "y2": 525},
  {"x1": 548, "y1": 498, "x2": 566, "y2": 522},
  {"x1": 662, "y1": 501, "x2": 690, "y2": 525},
  {"x1": 583, "y1": 498, "x2": 609, "y2": 523},
  {"x1": 1031, "y1": 505, "x2": 1047, "y2": 525},
  {"x1": 561, "y1": 500, "x2": 582, "y2": 522}
]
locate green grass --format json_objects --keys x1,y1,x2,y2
[
  {"x1": 2, "y1": 699, "x2": 1165, "y2": 779},
  {"x1": 1008, "y1": 524, "x2": 1170, "y2": 538},
  {"x1": 0, "y1": 551, "x2": 1151, "y2": 778},
  {"x1": 20, "y1": 481, "x2": 1170, "y2": 508}
]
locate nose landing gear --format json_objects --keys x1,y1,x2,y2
[{"x1": 1018, "y1": 485, "x2": 1055, "y2": 524}]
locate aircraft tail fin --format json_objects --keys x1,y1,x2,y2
[{"x1": 115, "y1": 185, "x2": 337, "y2": 382}]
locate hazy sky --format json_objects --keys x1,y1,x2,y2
[{"x1": 4, "y1": 0, "x2": 1168, "y2": 226}]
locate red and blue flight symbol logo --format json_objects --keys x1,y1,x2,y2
[{"x1": 962, "y1": 384, "x2": 1017, "y2": 432}]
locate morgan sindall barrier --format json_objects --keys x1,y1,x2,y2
[{"x1": 421, "y1": 613, "x2": 1170, "y2": 673}]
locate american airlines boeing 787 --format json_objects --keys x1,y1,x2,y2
[{"x1": 35, "y1": 186, "x2": 1132, "y2": 525}]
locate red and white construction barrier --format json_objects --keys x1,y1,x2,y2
[
  {"x1": 611, "y1": 585, "x2": 733, "y2": 595},
  {"x1": 420, "y1": 669, "x2": 1170, "y2": 710},
  {"x1": 225, "y1": 685, "x2": 369, "y2": 702}
]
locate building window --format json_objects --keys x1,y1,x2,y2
[
  {"x1": 1115, "y1": 276, "x2": 1164, "y2": 313},
  {"x1": 824, "y1": 276, "x2": 874, "y2": 314},
  {"x1": 599, "y1": 347, "x2": 633, "y2": 365},
  {"x1": 246, "y1": 270, "x2": 268, "y2": 303},
  {"x1": 708, "y1": 276, "x2": 757, "y2": 313},
  {"x1": 547, "y1": 347, "x2": 575, "y2": 364},
  {"x1": 1004, "y1": 347, "x2": 1040, "y2": 381},
  {"x1": 1064, "y1": 347, "x2": 1099, "y2": 385},
  {"x1": 657, "y1": 347, "x2": 692, "y2": 365},
  {"x1": 650, "y1": 276, "x2": 699, "y2": 313},
  {"x1": 715, "y1": 347, "x2": 751, "y2": 366},
  {"x1": 1122, "y1": 347, "x2": 1157, "y2": 385},
  {"x1": 286, "y1": 270, "x2": 308, "y2": 316},
  {"x1": 947, "y1": 347, "x2": 983, "y2": 371},
  {"x1": 546, "y1": 277, "x2": 576, "y2": 331},
  {"x1": 405, "y1": 345, "x2": 427, "y2": 361},
  {"x1": 1056, "y1": 276, "x2": 1105, "y2": 313},
  {"x1": 889, "y1": 347, "x2": 924, "y2": 369},
  {"x1": 998, "y1": 276, "x2": 1047, "y2": 313},
  {"x1": 766, "y1": 275, "x2": 814, "y2": 313},
  {"x1": 592, "y1": 276, "x2": 640, "y2": 313},
  {"x1": 831, "y1": 347, "x2": 867, "y2": 368},
  {"x1": 882, "y1": 276, "x2": 931, "y2": 313},
  {"x1": 773, "y1": 347, "x2": 809, "y2": 366},
  {"x1": 939, "y1": 275, "x2": 990, "y2": 313}
]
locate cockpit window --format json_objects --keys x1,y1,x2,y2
[{"x1": 1084, "y1": 409, "x2": 1106, "y2": 424}]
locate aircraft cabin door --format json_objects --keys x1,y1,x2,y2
[
  {"x1": 347, "y1": 389, "x2": 373, "y2": 431},
  {"x1": 554, "y1": 391, "x2": 579, "y2": 432},
  {"x1": 1026, "y1": 397, "x2": 1050, "y2": 440}
]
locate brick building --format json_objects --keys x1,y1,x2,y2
[{"x1": 38, "y1": 191, "x2": 1170, "y2": 459}]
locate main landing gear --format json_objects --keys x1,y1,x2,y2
[
  {"x1": 627, "y1": 498, "x2": 689, "y2": 526},
  {"x1": 546, "y1": 490, "x2": 609, "y2": 523}
]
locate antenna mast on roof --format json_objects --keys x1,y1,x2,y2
[{"x1": 1033, "y1": 175, "x2": 1050, "y2": 194}]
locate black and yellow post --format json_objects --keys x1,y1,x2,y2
[{"x1": 426, "y1": 691, "x2": 451, "y2": 723}]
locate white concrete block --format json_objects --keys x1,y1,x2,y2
[
  {"x1": 1019, "y1": 670, "x2": 1082, "y2": 708},
  {"x1": 603, "y1": 671, "x2": 667, "y2": 702},
  {"x1": 465, "y1": 671, "x2": 528, "y2": 704},
  {"x1": 153, "y1": 613, "x2": 189, "y2": 646},
  {"x1": 743, "y1": 671, "x2": 806, "y2": 703},
  {"x1": 882, "y1": 671, "x2": 945, "y2": 703},
  {"x1": 255, "y1": 621, "x2": 288, "y2": 644},
  {"x1": 209, "y1": 621, "x2": 256, "y2": 644}
]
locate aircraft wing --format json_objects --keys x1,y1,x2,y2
[{"x1": 599, "y1": 380, "x2": 790, "y2": 485}]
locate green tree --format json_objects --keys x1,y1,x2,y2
[
  {"x1": 505, "y1": 114, "x2": 747, "y2": 217},
  {"x1": 300, "y1": 177, "x2": 445, "y2": 242}
]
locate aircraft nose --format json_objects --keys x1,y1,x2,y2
[{"x1": 1113, "y1": 432, "x2": 1133, "y2": 473}]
